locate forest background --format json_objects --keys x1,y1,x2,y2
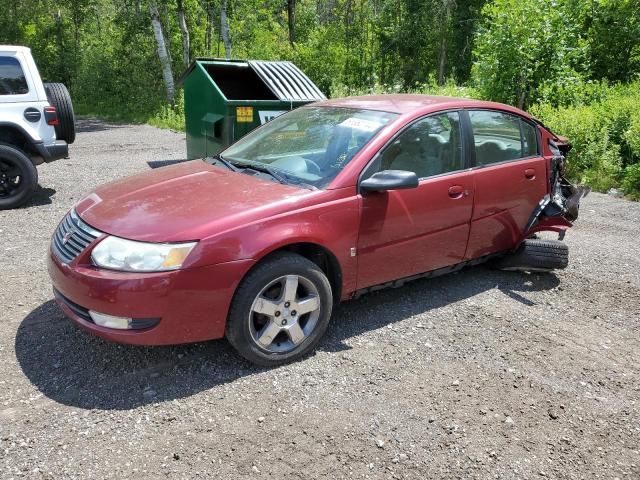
[{"x1": 1, "y1": 0, "x2": 639, "y2": 196}]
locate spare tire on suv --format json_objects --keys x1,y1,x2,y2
[{"x1": 44, "y1": 82, "x2": 76, "y2": 144}]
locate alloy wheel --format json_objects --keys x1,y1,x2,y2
[{"x1": 248, "y1": 274, "x2": 321, "y2": 353}]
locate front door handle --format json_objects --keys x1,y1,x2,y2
[
  {"x1": 448, "y1": 185, "x2": 467, "y2": 198},
  {"x1": 524, "y1": 168, "x2": 536, "y2": 179}
]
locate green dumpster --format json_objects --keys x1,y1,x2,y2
[{"x1": 178, "y1": 58, "x2": 326, "y2": 159}]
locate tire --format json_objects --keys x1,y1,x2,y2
[
  {"x1": 0, "y1": 144, "x2": 38, "y2": 209},
  {"x1": 44, "y1": 82, "x2": 76, "y2": 144},
  {"x1": 494, "y1": 239, "x2": 569, "y2": 272},
  {"x1": 226, "y1": 253, "x2": 333, "y2": 367}
]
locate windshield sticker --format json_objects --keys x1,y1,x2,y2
[{"x1": 339, "y1": 117, "x2": 382, "y2": 132}]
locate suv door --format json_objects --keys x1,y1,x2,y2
[
  {"x1": 356, "y1": 111, "x2": 474, "y2": 289},
  {"x1": 464, "y1": 109, "x2": 546, "y2": 259}
]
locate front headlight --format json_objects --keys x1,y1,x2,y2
[{"x1": 91, "y1": 236, "x2": 197, "y2": 272}]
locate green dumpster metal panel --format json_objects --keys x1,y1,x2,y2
[{"x1": 178, "y1": 58, "x2": 326, "y2": 159}]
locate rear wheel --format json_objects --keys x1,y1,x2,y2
[
  {"x1": 494, "y1": 239, "x2": 569, "y2": 272},
  {"x1": 44, "y1": 82, "x2": 76, "y2": 144},
  {"x1": 0, "y1": 144, "x2": 38, "y2": 210},
  {"x1": 226, "y1": 253, "x2": 333, "y2": 366}
]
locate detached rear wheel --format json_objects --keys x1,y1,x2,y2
[
  {"x1": 0, "y1": 144, "x2": 37, "y2": 210},
  {"x1": 226, "y1": 253, "x2": 333, "y2": 367},
  {"x1": 495, "y1": 239, "x2": 569, "y2": 272}
]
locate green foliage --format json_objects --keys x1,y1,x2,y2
[
  {"x1": 531, "y1": 82, "x2": 640, "y2": 195},
  {"x1": 149, "y1": 93, "x2": 186, "y2": 131},
  {"x1": 472, "y1": 0, "x2": 588, "y2": 109},
  {"x1": 622, "y1": 164, "x2": 640, "y2": 198},
  {"x1": 587, "y1": 0, "x2": 640, "y2": 83}
]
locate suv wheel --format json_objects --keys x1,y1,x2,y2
[
  {"x1": 226, "y1": 253, "x2": 333, "y2": 367},
  {"x1": 44, "y1": 82, "x2": 76, "y2": 144},
  {"x1": 0, "y1": 144, "x2": 38, "y2": 209}
]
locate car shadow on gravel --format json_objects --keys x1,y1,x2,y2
[
  {"x1": 23, "y1": 186, "x2": 55, "y2": 207},
  {"x1": 321, "y1": 266, "x2": 559, "y2": 351},
  {"x1": 75, "y1": 118, "x2": 130, "y2": 133},
  {"x1": 15, "y1": 266, "x2": 558, "y2": 411}
]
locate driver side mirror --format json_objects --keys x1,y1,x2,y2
[{"x1": 360, "y1": 170, "x2": 419, "y2": 193}]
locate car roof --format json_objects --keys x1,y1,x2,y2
[
  {"x1": 0, "y1": 45, "x2": 31, "y2": 53},
  {"x1": 312, "y1": 94, "x2": 534, "y2": 119}
]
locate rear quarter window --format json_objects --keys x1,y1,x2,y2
[
  {"x1": 0, "y1": 57, "x2": 29, "y2": 95},
  {"x1": 469, "y1": 110, "x2": 539, "y2": 166}
]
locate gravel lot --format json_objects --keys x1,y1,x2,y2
[{"x1": 1, "y1": 119, "x2": 639, "y2": 479}]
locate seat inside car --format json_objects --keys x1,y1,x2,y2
[{"x1": 385, "y1": 132, "x2": 446, "y2": 178}]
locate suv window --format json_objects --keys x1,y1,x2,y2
[
  {"x1": 469, "y1": 110, "x2": 538, "y2": 166},
  {"x1": 0, "y1": 57, "x2": 29, "y2": 95},
  {"x1": 376, "y1": 111, "x2": 463, "y2": 178}
]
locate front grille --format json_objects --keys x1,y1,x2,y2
[
  {"x1": 54, "y1": 289, "x2": 93, "y2": 322},
  {"x1": 51, "y1": 210, "x2": 101, "y2": 264}
]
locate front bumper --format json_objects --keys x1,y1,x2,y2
[{"x1": 47, "y1": 249, "x2": 253, "y2": 345}]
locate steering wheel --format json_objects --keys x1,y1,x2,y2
[{"x1": 304, "y1": 158, "x2": 322, "y2": 175}]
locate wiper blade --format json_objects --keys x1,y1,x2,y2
[
  {"x1": 226, "y1": 159, "x2": 318, "y2": 190},
  {"x1": 234, "y1": 161, "x2": 288, "y2": 185},
  {"x1": 208, "y1": 154, "x2": 238, "y2": 171}
]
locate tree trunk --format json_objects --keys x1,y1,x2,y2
[
  {"x1": 437, "y1": 0, "x2": 454, "y2": 86},
  {"x1": 149, "y1": 1, "x2": 175, "y2": 104},
  {"x1": 54, "y1": 9, "x2": 67, "y2": 84},
  {"x1": 206, "y1": 5, "x2": 214, "y2": 52},
  {"x1": 177, "y1": 0, "x2": 190, "y2": 67},
  {"x1": 287, "y1": 0, "x2": 296, "y2": 45},
  {"x1": 220, "y1": 0, "x2": 232, "y2": 59},
  {"x1": 438, "y1": 35, "x2": 446, "y2": 85}
]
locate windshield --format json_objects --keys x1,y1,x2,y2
[{"x1": 222, "y1": 106, "x2": 398, "y2": 188}]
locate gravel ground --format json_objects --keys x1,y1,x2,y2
[{"x1": 1, "y1": 119, "x2": 639, "y2": 479}]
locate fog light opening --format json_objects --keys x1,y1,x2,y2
[
  {"x1": 88, "y1": 311, "x2": 161, "y2": 330},
  {"x1": 89, "y1": 311, "x2": 132, "y2": 330}
]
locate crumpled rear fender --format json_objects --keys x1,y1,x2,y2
[{"x1": 522, "y1": 154, "x2": 590, "y2": 241}]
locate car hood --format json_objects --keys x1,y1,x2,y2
[{"x1": 75, "y1": 160, "x2": 310, "y2": 242}]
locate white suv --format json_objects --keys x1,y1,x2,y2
[{"x1": 0, "y1": 45, "x2": 75, "y2": 209}]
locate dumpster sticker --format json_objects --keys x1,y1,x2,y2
[
  {"x1": 236, "y1": 106, "x2": 254, "y2": 123},
  {"x1": 259, "y1": 111, "x2": 287, "y2": 125}
]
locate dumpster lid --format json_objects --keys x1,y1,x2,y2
[
  {"x1": 178, "y1": 58, "x2": 326, "y2": 102},
  {"x1": 248, "y1": 60, "x2": 325, "y2": 102}
]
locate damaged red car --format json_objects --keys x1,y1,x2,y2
[{"x1": 48, "y1": 95, "x2": 586, "y2": 366}]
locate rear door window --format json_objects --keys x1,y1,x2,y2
[
  {"x1": 469, "y1": 110, "x2": 538, "y2": 166},
  {"x1": 0, "y1": 57, "x2": 29, "y2": 95}
]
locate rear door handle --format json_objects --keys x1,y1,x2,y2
[
  {"x1": 524, "y1": 168, "x2": 536, "y2": 179},
  {"x1": 448, "y1": 185, "x2": 468, "y2": 198}
]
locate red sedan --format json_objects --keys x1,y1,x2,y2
[{"x1": 48, "y1": 95, "x2": 584, "y2": 366}]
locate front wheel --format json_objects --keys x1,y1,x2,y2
[
  {"x1": 0, "y1": 144, "x2": 38, "y2": 210},
  {"x1": 226, "y1": 253, "x2": 333, "y2": 367}
]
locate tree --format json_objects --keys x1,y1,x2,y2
[
  {"x1": 472, "y1": 0, "x2": 587, "y2": 108},
  {"x1": 177, "y1": 0, "x2": 191, "y2": 66},
  {"x1": 220, "y1": 0, "x2": 232, "y2": 58},
  {"x1": 287, "y1": 0, "x2": 296, "y2": 45},
  {"x1": 149, "y1": 1, "x2": 175, "y2": 103}
]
